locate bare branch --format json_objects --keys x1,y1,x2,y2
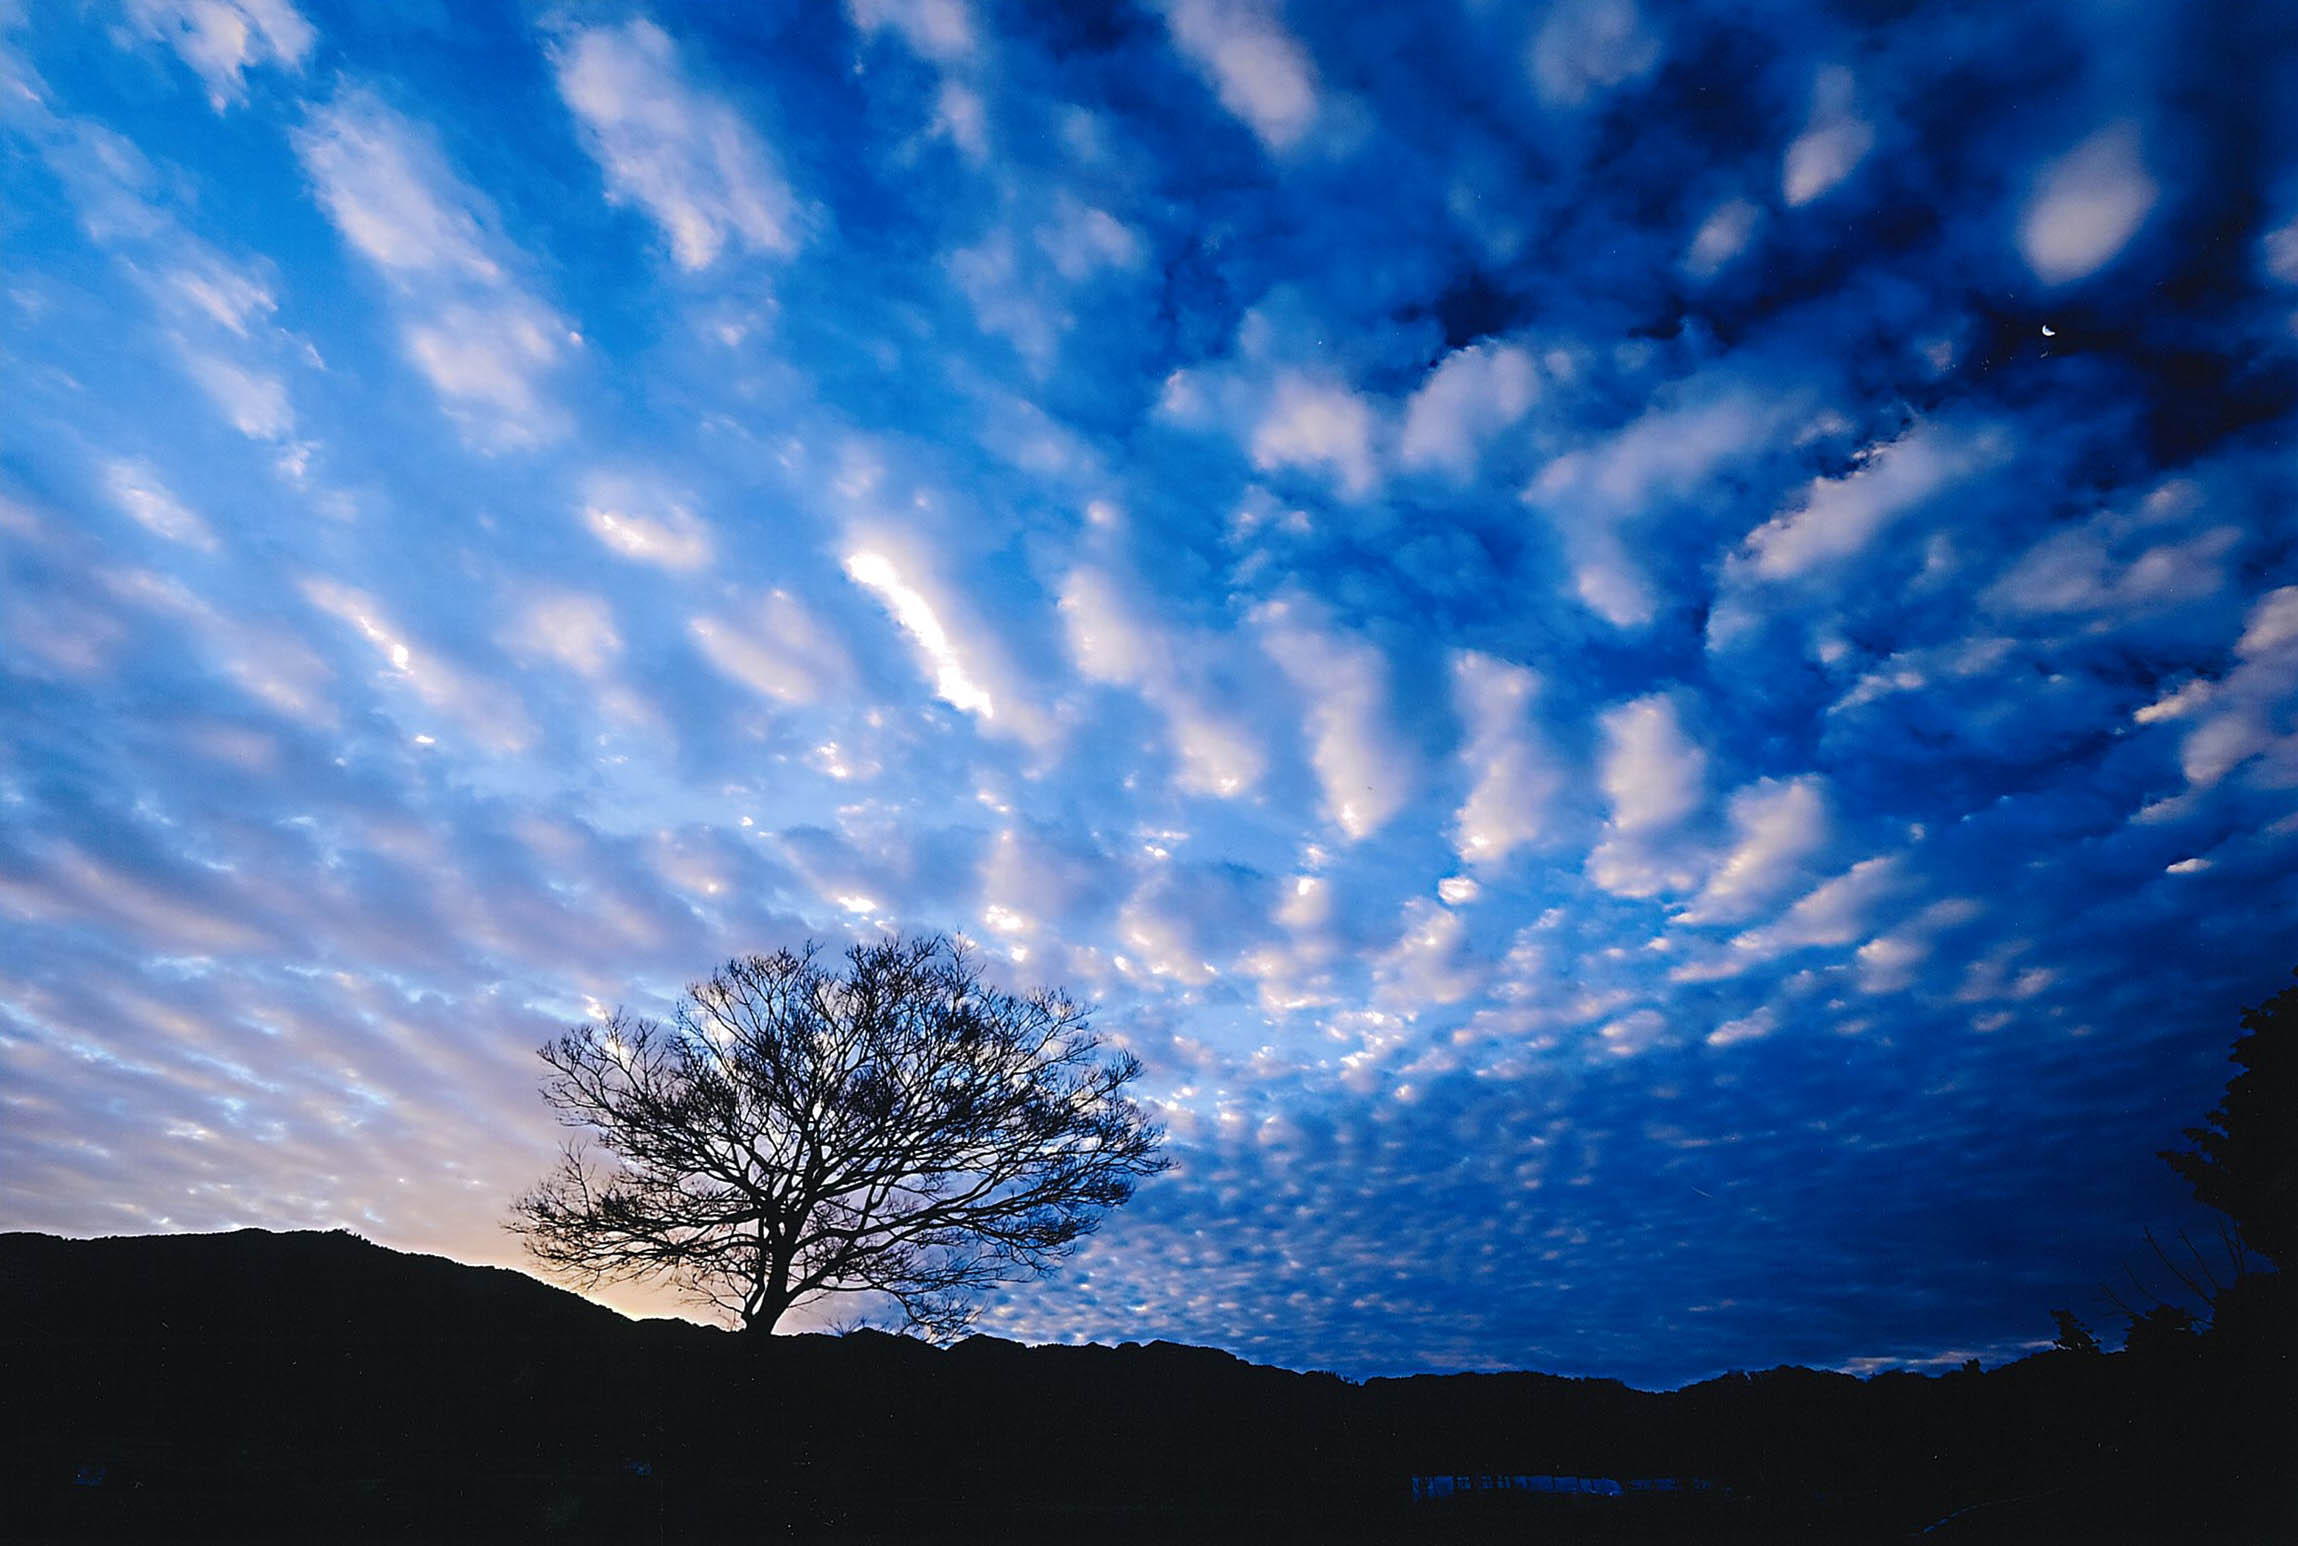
[{"x1": 507, "y1": 935, "x2": 1169, "y2": 1337}]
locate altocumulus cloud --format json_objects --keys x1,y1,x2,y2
[{"x1": 1, "y1": 0, "x2": 2294, "y2": 1386}]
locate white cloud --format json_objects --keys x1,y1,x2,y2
[
  {"x1": 1984, "y1": 515, "x2": 2236, "y2": 618},
  {"x1": 1741, "y1": 424, "x2": 1999, "y2": 579},
  {"x1": 1449, "y1": 651, "x2": 1556, "y2": 867},
  {"x1": 1733, "y1": 855, "x2": 1904, "y2": 959},
  {"x1": 1374, "y1": 898, "x2": 1483, "y2": 1010},
  {"x1": 1252, "y1": 373, "x2": 1378, "y2": 497},
  {"x1": 1682, "y1": 197, "x2": 1760, "y2": 280},
  {"x1": 159, "y1": 252, "x2": 277, "y2": 334},
  {"x1": 301, "y1": 577, "x2": 535, "y2": 753},
  {"x1": 508, "y1": 591, "x2": 621, "y2": 678},
  {"x1": 1256, "y1": 597, "x2": 1413, "y2": 841},
  {"x1": 1782, "y1": 68, "x2": 1873, "y2": 206},
  {"x1": 1161, "y1": 0, "x2": 1320, "y2": 153},
  {"x1": 2262, "y1": 210, "x2": 2298, "y2": 286},
  {"x1": 1677, "y1": 775, "x2": 1829, "y2": 926},
  {"x1": 847, "y1": 549, "x2": 990, "y2": 719},
  {"x1": 847, "y1": 0, "x2": 977, "y2": 63},
  {"x1": 1039, "y1": 194, "x2": 1145, "y2": 283},
  {"x1": 950, "y1": 229, "x2": 1065, "y2": 371},
  {"x1": 847, "y1": 538, "x2": 1058, "y2": 749},
  {"x1": 2237, "y1": 585, "x2": 2298, "y2": 656},
  {"x1": 550, "y1": 19, "x2": 800, "y2": 271},
  {"x1": 402, "y1": 302, "x2": 565, "y2": 430},
  {"x1": 1855, "y1": 897, "x2": 1984, "y2": 994},
  {"x1": 2171, "y1": 586, "x2": 2298, "y2": 789},
  {"x1": 579, "y1": 471, "x2": 713, "y2": 571},
  {"x1": 1527, "y1": 390, "x2": 1786, "y2": 627},
  {"x1": 1597, "y1": 1007, "x2": 1669, "y2": 1057},
  {"x1": 1597, "y1": 693, "x2": 1704, "y2": 833},
  {"x1": 690, "y1": 590, "x2": 854, "y2": 707},
  {"x1": 294, "y1": 91, "x2": 571, "y2": 448},
  {"x1": 294, "y1": 93, "x2": 500, "y2": 280},
  {"x1": 124, "y1": 0, "x2": 314, "y2": 109},
  {"x1": 1529, "y1": 0, "x2": 1659, "y2": 109},
  {"x1": 1705, "y1": 1006, "x2": 1774, "y2": 1048},
  {"x1": 1587, "y1": 693, "x2": 1707, "y2": 898},
  {"x1": 932, "y1": 80, "x2": 990, "y2": 163},
  {"x1": 101, "y1": 567, "x2": 336, "y2": 724},
  {"x1": 179, "y1": 351, "x2": 293, "y2": 440},
  {"x1": 105, "y1": 460, "x2": 217, "y2": 550},
  {"x1": 2021, "y1": 123, "x2": 2156, "y2": 285},
  {"x1": 1060, "y1": 565, "x2": 1263, "y2": 798},
  {"x1": 1399, "y1": 343, "x2": 1537, "y2": 479}
]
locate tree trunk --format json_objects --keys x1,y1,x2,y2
[{"x1": 743, "y1": 1257, "x2": 794, "y2": 1335}]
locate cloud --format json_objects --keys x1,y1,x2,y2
[
  {"x1": 1598, "y1": 694, "x2": 1704, "y2": 833},
  {"x1": 845, "y1": 537, "x2": 1058, "y2": 751},
  {"x1": 1251, "y1": 373, "x2": 1379, "y2": 498},
  {"x1": 122, "y1": 0, "x2": 314, "y2": 109},
  {"x1": 293, "y1": 90, "x2": 572, "y2": 448},
  {"x1": 104, "y1": 460, "x2": 217, "y2": 551},
  {"x1": 1449, "y1": 651, "x2": 1556, "y2": 868},
  {"x1": 1732, "y1": 855, "x2": 1906, "y2": 959},
  {"x1": 506, "y1": 591, "x2": 621, "y2": 678},
  {"x1": 950, "y1": 229, "x2": 1066, "y2": 372},
  {"x1": 179, "y1": 352, "x2": 293, "y2": 440},
  {"x1": 1739, "y1": 423, "x2": 2001, "y2": 580},
  {"x1": 1399, "y1": 343, "x2": 1537, "y2": 479},
  {"x1": 1983, "y1": 488, "x2": 2236, "y2": 619},
  {"x1": 1677, "y1": 776, "x2": 1830, "y2": 926},
  {"x1": 1161, "y1": 0, "x2": 1320, "y2": 154},
  {"x1": 1256, "y1": 596, "x2": 1413, "y2": 841},
  {"x1": 689, "y1": 590, "x2": 855, "y2": 707},
  {"x1": 1527, "y1": 389, "x2": 1789, "y2": 627},
  {"x1": 1587, "y1": 693, "x2": 1707, "y2": 898},
  {"x1": 1782, "y1": 67, "x2": 1873, "y2": 207},
  {"x1": 1704, "y1": 1006, "x2": 1774, "y2": 1048},
  {"x1": 1682, "y1": 197, "x2": 1761, "y2": 280},
  {"x1": 98, "y1": 567, "x2": 337, "y2": 725},
  {"x1": 2020, "y1": 123, "x2": 2156, "y2": 285},
  {"x1": 1060, "y1": 563, "x2": 1264, "y2": 798},
  {"x1": 550, "y1": 18, "x2": 801, "y2": 271},
  {"x1": 1528, "y1": 0, "x2": 1660, "y2": 109},
  {"x1": 2158, "y1": 586, "x2": 2298, "y2": 790},
  {"x1": 578, "y1": 470, "x2": 714, "y2": 571},
  {"x1": 300, "y1": 577, "x2": 536, "y2": 754},
  {"x1": 847, "y1": 0, "x2": 978, "y2": 65}
]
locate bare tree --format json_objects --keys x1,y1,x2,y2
[{"x1": 509, "y1": 936, "x2": 1168, "y2": 1339}]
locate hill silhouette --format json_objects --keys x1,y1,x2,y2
[{"x1": 3, "y1": 1229, "x2": 2290, "y2": 1542}]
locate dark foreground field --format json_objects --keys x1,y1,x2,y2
[{"x1": 3, "y1": 1229, "x2": 2290, "y2": 1543}]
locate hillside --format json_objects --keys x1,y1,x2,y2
[{"x1": 2, "y1": 1229, "x2": 2290, "y2": 1542}]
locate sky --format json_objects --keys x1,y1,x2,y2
[{"x1": 3, "y1": 0, "x2": 2296, "y2": 1388}]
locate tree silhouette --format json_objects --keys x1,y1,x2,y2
[
  {"x1": 509, "y1": 936, "x2": 1168, "y2": 1337},
  {"x1": 2049, "y1": 1308, "x2": 2100, "y2": 1355},
  {"x1": 2160, "y1": 969, "x2": 2296, "y2": 1272}
]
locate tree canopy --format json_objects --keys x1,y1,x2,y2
[
  {"x1": 2161, "y1": 969, "x2": 2296, "y2": 1272},
  {"x1": 509, "y1": 936, "x2": 1168, "y2": 1337}
]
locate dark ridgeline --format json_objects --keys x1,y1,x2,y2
[
  {"x1": 8, "y1": 980, "x2": 2291, "y2": 1542},
  {"x1": 2, "y1": 1226, "x2": 2290, "y2": 1544}
]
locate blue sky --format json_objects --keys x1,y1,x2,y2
[{"x1": 3, "y1": 0, "x2": 2296, "y2": 1385}]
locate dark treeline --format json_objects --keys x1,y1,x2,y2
[{"x1": 4, "y1": 1228, "x2": 2290, "y2": 1543}]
